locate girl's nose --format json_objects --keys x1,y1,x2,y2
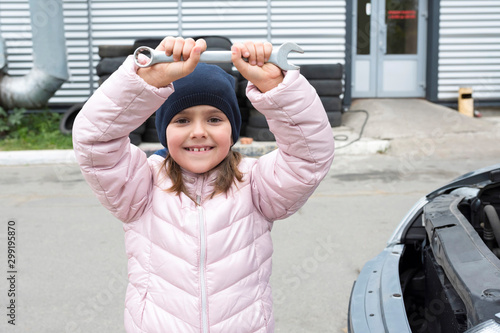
[{"x1": 190, "y1": 120, "x2": 207, "y2": 138}]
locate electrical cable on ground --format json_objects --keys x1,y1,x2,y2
[{"x1": 334, "y1": 110, "x2": 369, "y2": 149}]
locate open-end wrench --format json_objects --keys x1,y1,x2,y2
[{"x1": 133, "y1": 42, "x2": 304, "y2": 70}]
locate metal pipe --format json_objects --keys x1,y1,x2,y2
[
  {"x1": 484, "y1": 205, "x2": 500, "y2": 249},
  {"x1": 0, "y1": 0, "x2": 69, "y2": 109}
]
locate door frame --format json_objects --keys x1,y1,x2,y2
[{"x1": 350, "y1": 0, "x2": 428, "y2": 98}]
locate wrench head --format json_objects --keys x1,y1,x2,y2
[
  {"x1": 133, "y1": 46, "x2": 154, "y2": 68},
  {"x1": 276, "y1": 42, "x2": 304, "y2": 71}
]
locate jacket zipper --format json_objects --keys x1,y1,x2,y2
[{"x1": 197, "y1": 194, "x2": 209, "y2": 333}]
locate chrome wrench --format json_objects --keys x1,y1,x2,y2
[{"x1": 133, "y1": 42, "x2": 304, "y2": 71}]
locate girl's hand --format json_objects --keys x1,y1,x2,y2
[
  {"x1": 231, "y1": 41, "x2": 284, "y2": 93},
  {"x1": 137, "y1": 36, "x2": 207, "y2": 88}
]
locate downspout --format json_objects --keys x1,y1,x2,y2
[{"x1": 0, "y1": 0, "x2": 69, "y2": 109}]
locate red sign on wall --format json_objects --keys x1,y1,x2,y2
[{"x1": 388, "y1": 10, "x2": 416, "y2": 19}]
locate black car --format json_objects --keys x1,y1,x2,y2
[{"x1": 348, "y1": 163, "x2": 500, "y2": 332}]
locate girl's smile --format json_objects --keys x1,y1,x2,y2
[
  {"x1": 184, "y1": 146, "x2": 214, "y2": 152},
  {"x1": 166, "y1": 105, "x2": 232, "y2": 174}
]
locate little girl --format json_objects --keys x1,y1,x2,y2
[{"x1": 73, "y1": 36, "x2": 334, "y2": 333}]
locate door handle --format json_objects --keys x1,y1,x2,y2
[{"x1": 379, "y1": 24, "x2": 387, "y2": 54}]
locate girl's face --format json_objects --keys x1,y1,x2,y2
[{"x1": 166, "y1": 105, "x2": 232, "y2": 174}]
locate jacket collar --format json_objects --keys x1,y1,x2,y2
[{"x1": 181, "y1": 168, "x2": 219, "y2": 206}]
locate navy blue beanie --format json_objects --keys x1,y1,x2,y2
[{"x1": 155, "y1": 63, "x2": 241, "y2": 150}]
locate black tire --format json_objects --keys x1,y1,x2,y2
[
  {"x1": 238, "y1": 98, "x2": 251, "y2": 116},
  {"x1": 237, "y1": 80, "x2": 248, "y2": 100},
  {"x1": 238, "y1": 79, "x2": 248, "y2": 91},
  {"x1": 129, "y1": 133, "x2": 142, "y2": 146},
  {"x1": 59, "y1": 102, "x2": 85, "y2": 134},
  {"x1": 131, "y1": 122, "x2": 146, "y2": 135},
  {"x1": 96, "y1": 57, "x2": 126, "y2": 76},
  {"x1": 133, "y1": 38, "x2": 163, "y2": 49},
  {"x1": 98, "y1": 74, "x2": 111, "y2": 86},
  {"x1": 192, "y1": 35, "x2": 232, "y2": 49},
  {"x1": 98, "y1": 44, "x2": 135, "y2": 58},
  {"x1": 300, "y1": 64, "x2": 343, "y2": 80},
  {"x1": 326, "y1": 111, "x2": 342, "y2": 127},
  {"x1": 240, "y1": 123, "x2": 247, "y2": 137},
  {"x1": 245, "y1": 125, "x2": 275, "y2": 141},
  {"x1": 231, "y1": 74, "x2": 239, "y2": 93},
  {"x1": 236, "y1": 78, "x2": 250, "y2": 115},
  {"x1": 247, "y1": 109, "x2": 268, "y2": 128},
  {"x1": 245, "y1": 98, "x2": 255, "y2": 110},
  {"x1": 320, "y1": 97, "x2": 342, "y2": 112},
  {"x1": 309, "y1": 79, "x2": 343, "y2": 96},
  {"x1": 193, "y1": 36, "x2": 234, "y2": 73},
  {"x1": 142, "y1": 128, "x2": 160, "y2": 143},
  {"x1": 239, "y1": 106, "x2": 250, "y2": 122},
  {"x1": 145, "y1": 114, "x2": 156, "y2": 130}
]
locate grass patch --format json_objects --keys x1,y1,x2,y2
[{"x1": 0, "y1": 109, "x2": 73, "y2": 151}]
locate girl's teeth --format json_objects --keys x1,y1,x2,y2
[{"x1": 190, "y1": 148, "x2": 208, "y2": 152}]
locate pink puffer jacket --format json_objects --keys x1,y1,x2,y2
[{"x1": 73, "y1": 56, "x2": 334, "y2": 332}]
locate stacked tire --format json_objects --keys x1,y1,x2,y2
[
  {"x1": 242, "y1": 89, "x2": 275, "y2": 141},
  {"x1": 59, "y1": 44, "x2": 136, "y2": 136},
  {"x1": 95, "y1": 44, "x2": 150, "y2": 145},
  {"x1": 96, "y1": 45, "x2": 135, "y2": 85},
  {"x1": 242, "y1": 63, "x2": 344, "y2": 142},
  {"x1": 235, "y1": 78, "x2": 251, "y2": 139},
  {"x1": 300, "y1": 64, "x2": 344, "y2": 127}
]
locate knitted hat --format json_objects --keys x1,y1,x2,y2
[{"x1": 155, "y1": 63, "x2": 241, "y2": 150}]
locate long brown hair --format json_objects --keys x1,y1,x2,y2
[{"x1": 162, "y1": 150, "x2": 244, "y2": 199}]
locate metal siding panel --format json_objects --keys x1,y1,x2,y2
[
  {"x1": 181, "y1": 1, "x2": 268, "y2": 41},
  {"x1": 56, "y1": 0, "x2": 92, "y2": 103},
  {"x1": 0, "y1": 0, "x2": 31, "y2": 75},
  {"x1": 271, "y1": 0, "x2": 345, "y2": 65},
  {"x1": 77, "y1": 0, "x2": 178, "y2": 103},
  {"x1": 438, "y1": 0, "x2": 500, "y2": 101},
  {"x1": 0, "y1": 0, "x2": 347, "y2": 105},
  {"x1": 90, "y1": 1, "x2": 179, "y2": 44}
]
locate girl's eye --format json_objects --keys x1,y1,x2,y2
[
  {"x1": 174, "y1": 118, "x2": 189, "y2": 124},
  {"x1": 208, "y1": 117, "x2": 222, "y2": 123}
]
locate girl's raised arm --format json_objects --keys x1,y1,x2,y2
[
  {"x1": 73, "y1": 37, "x2": 206, "y2": 223},
  {"x1": 245, "y1": 67, "x2": 335, "y2": 221}
]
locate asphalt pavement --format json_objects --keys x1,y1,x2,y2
[{"x1": 0, "y1": 99, "x2": 499, "y2": 332}]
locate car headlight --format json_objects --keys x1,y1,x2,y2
[{"x1": 465, "y1": 320, "x2": 500, "y2": 333}]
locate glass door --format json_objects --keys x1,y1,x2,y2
[
  {"x1": 352, "y1": 0, "x2": 427, "y2": 98},
  {"x1": 385, "y1": 0, "x2": 419, "y2": 55}
]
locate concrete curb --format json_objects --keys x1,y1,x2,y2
[
  {"x1": 0, "y1": 149, "x2": 77, "y2": 166},
  {"x1": 0, "y1": 137, "x2": 387, "y2": 166}
]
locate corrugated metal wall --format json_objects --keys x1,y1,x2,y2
[
  {"x1": 2, "y1": 1, "x2": 499, "y2": 106},
  {"x1": 0, "y1": 0, "x2": 345, "y2": 106},
  {"x1": 439, "y1": 0, "x2": 500, "y2": 101}
]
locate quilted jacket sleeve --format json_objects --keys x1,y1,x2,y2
[
  {"x1": 246, "y1": 70, "x2": 335, "y2": 221},
  {"x1": 72, "y1": 56, "x2": 174, "y2": 223}
]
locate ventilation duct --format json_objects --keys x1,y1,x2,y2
[{"x1": 0, "y1": 0, "x2": 69, "y2": 109}]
